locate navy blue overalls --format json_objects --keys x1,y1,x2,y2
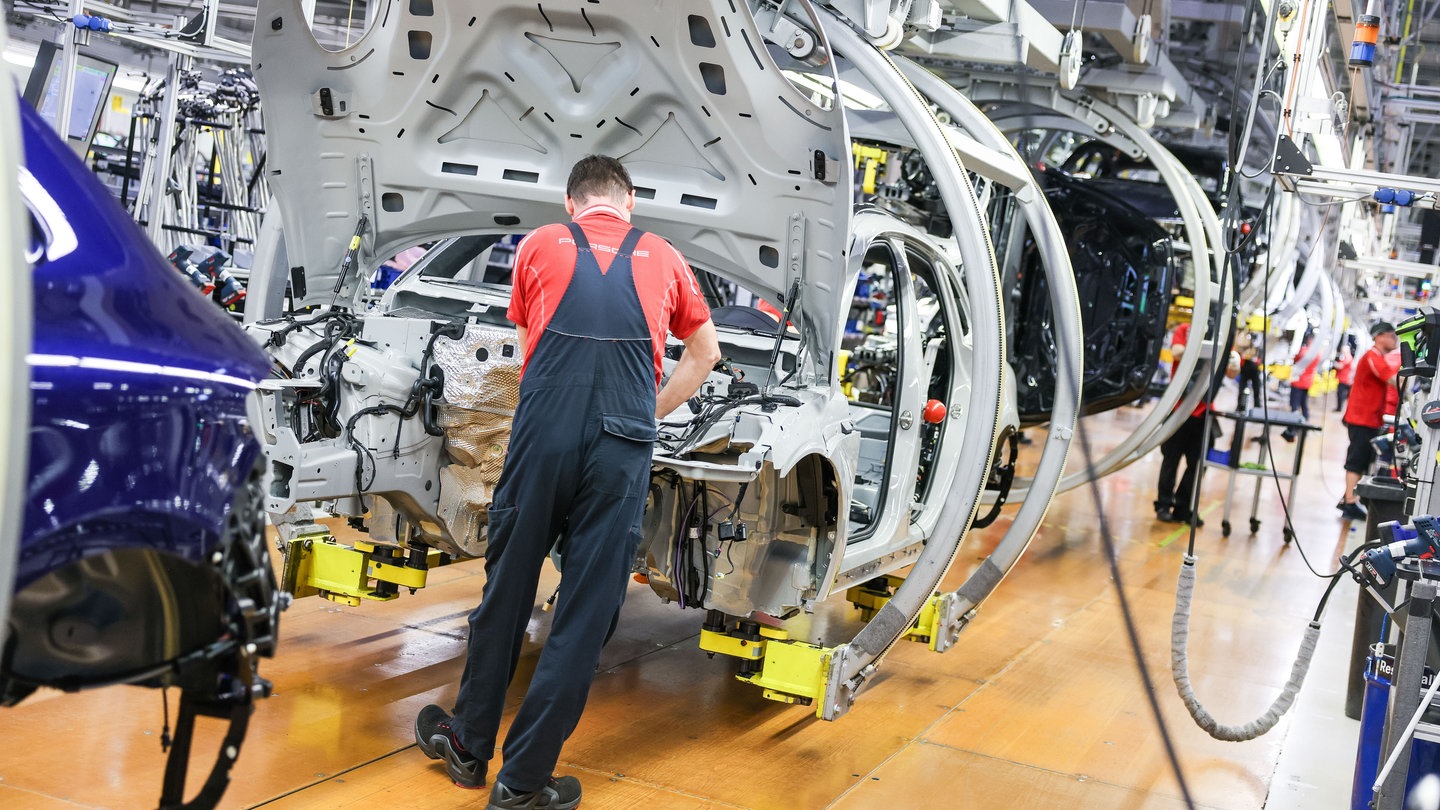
[{"x1": 453, "y1": 222, "x2": 656, "y2": 793}]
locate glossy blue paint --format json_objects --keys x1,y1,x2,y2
[{"x1": 17, "y1": 98, "x2": 271, "y2": 592}]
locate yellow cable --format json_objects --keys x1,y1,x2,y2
[{"x1": 1397, "y1": 0, "x2": 1417, "y2": 85}]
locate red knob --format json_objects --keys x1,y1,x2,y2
[{"x1": 923, "y1": 399, "x2": 947, "y2": 424}]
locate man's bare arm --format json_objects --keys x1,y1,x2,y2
[{"x1": 656, "y1": 319, "x2": 722, "y2": 418}]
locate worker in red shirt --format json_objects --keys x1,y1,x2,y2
[
  {"x1": 1280, "y1": 336, "x2": 1320, "y2": 442},
  {"x1": 1155, "y1": 321, "x2": 1213, "y2": 526},
  {"x1": 1289, "y1": 337, "x2": 1319, "y2": 421},
  {"x1": 1334, "y1": 346, "x2": 1355, "y2": 412},
  {"x1": 415, "y1": 156, "x2": 721, "y2": 808},
  {"x1": 1338, "y1": 322, "x2": 1400, "y2": 521}
]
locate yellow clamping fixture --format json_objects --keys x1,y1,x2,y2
[
  {"x1": 699, "y1": 621, "x2": 835, "y2": 717},
  {"x1": 280, "y1": 528, "x2": 444, "y2": 607},
  {"x1": 852, "y1": 144, "x2": 888, "y2": 195},
  {"x1": 846, "y1": 574, "x2": 949, "y2": 651}
]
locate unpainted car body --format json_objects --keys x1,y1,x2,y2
[{"x1": 245, "y1": 0, "x2": 1002, "y2": 635}]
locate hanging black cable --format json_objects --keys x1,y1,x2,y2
[{"x1": 1011, "y1": 0, "x2": 1193, "y2": 800}]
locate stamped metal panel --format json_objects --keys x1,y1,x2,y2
[{"x1": 251, "y1": 0, "x2": 851, "y2": 361}]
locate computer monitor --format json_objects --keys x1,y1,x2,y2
[{"x1": 22, "y1": 39, "x2": 118, "y2": 156}]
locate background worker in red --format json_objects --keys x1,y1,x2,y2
[
  {"x1": 1280, "y1": 335, "x2": 1320, "y2": 441},
  {"x1": 415, "y1": 155, "x2": 721, "y2": 809},
  {"x1": 1288, "y1": 335, "x2": 1319, "y2": 422},
  {"x1": 1154, "y1": 320, "x2": 1210, "y2": 526},
  {"x1": 1334, "y1": 344, "x2": 1355, "y2": 412},
  {"x1": 1154, "y1": 322, "x2": 1241, "y2": 526},
  {"x1": 1337, "y1": 321, "x2": 1400, "y2": 521}
]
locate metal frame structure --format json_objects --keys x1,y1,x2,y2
[
  {"x1": 893, "y1": 56, "x2": 1083, "y2": 622},
  {"x1": 975, "y1": 87, "x2": 1233, "y2": 488},
  {"x1": 816, "y1": 11, "x2": 1005, "y2": 716}
]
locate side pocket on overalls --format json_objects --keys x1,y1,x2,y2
[
  {"x1": 594, "y1": 414, "x2": 658, "y2": 497},
  {"x1": 482, "y1": 504, "x2": 519, "y2": 561}
]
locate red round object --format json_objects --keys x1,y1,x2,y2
[{"x1": 923, "y1": 399, "x2": 947, "y2": 424}]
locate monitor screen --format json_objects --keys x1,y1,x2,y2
[{"x1": 22, "y1": 40, "x2": 118, "y2": 155}]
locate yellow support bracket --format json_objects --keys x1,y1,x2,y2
[
  {"x1": 846, "y1": 575, "x2": 949, "y2": 651},
  {"x1": 699, "y1": 622, "x2": 835, "y2": 716},
  {"x1": 699, "y1": 627, "x2": 766, "y2": 661},
  {"x1": 851, "y1": 143, "x2": 887, "y2": 195},
  {"x1": 746, "y1": 637, "x2": 832, "y2": 712},
  {"x1": 281, "y1": 532, "x2": 445, "y2": 606}
]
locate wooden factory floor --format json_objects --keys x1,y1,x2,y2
[{"x1": 0, "y1": 399, "x2": 1368, "y2": 809}]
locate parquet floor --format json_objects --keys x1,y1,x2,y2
[{"x1": 0, "y1": 395, "x2": 1366, "y2": 809}]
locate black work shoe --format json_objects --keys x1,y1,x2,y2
[
  {"x1": 1170, "y1": 512, "x2": 1204, "y2": 528},
  {"x1": 487, "y1": 776, "x2": 583, "y2": 810},
  {"x1": 1339, "y1": 501, "x2": 1367, "y2": 522},
  {"x1": 1156, "y1": 508, "x2": 1183, "y2": 524},
  {"x1": 415, "y1": 704, "x2": 486, "y2": 789}
]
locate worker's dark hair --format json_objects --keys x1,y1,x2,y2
[{"x1": 566, "y1": 155, "x2": 633, "y2": 204}]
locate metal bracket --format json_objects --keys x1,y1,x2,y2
[
  {"x1": 813, "y1": 149, "x2": 841, "y2": 184},
  {"x1": 280, "y1": 531, "x2": 449, "y2": 606},
  {"x1": 787, "y1": 213, "x2": 806, "y2": 278},
  {"x1": 699, "y1": 621, "x2": 836, "y2": 713},
  {"x1": 820, "y1": 645, "x2": 865, "y2": 721},
  {"x1": 311, "y1": 87, "x2": 352, "y2": 119},
  {"x1": 357, "y1": 155, "x2": 376, "y2": 224},
  {"x1": 753, "y1": 2, "x2": 827, "y2": 65},
  {"x1": 1272, "y1": 134, "x2": 1314, "y2": 176}
]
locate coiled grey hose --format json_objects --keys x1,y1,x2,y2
[{"x1": 1172, "y1": 555, "x2": 1322, "y2": 740}]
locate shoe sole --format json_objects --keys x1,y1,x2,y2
[
  {"x1": 415, "y1": 719, "x2": 485, "y2": 789},
  {"x1": 485, "y1": 791, "x2": 581, "y2": 810}
]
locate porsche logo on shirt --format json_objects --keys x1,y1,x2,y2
[{"x1": 557, "y1": 236, "x2": 650, "y2": 258}]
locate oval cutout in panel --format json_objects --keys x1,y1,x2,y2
[
  {"x1": 689, "y1": 15, "x2": 717, "y2": 48},
  {"x1": 699, "y1": 62, "x2": 726, "y2": 95},
  {"x1": 759, "y1": 245, "x2": 779, "y2": 268}
]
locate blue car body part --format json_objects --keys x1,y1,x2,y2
[{"x1": 5, "y1": 95, "x2": 281, "y2": 810}]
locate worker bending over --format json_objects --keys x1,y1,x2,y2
[{"x1": 416, "y1": 155, "x2": 721, "y2": 809}]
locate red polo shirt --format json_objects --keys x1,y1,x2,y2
[
  {"x1": 1343, "y1": 346, "x2": 1400, "y2": 428},
  {"x1": 1336, "y1": 350, "x2": 1355, "y2": 385},
  {"x1": 1292, "y1": 349, "x2": 1319, "y2": 389},
  {"x1": 507, "y1": 206, "x2": 712, "y2": 388},
  {"x1": 1170, "y1": 322, "x2": 1207, "y2": 418}
]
